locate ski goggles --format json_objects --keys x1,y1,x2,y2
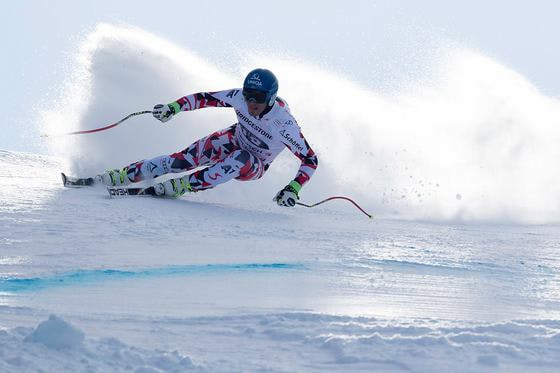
[{"x1": 242, "y1": 88, "x2": 268, "y2": 104}]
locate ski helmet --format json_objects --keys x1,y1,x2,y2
[{"x1": 242, "y1": 68, "x2": 278, "y2": 106}]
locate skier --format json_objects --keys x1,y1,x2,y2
[{"x1": 100, "y1": 68, "x2": 318, "y2": 207}]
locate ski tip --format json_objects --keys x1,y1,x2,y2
[{"x1": 61, "y1": 172, "x2": 96, "y2": 187}]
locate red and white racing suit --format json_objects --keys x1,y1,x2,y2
[{"x1": 123, "y1": 89, "x2": 318, "y2": 192}]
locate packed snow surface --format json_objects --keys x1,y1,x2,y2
[
  {"x1": 1, "y1": 150, "x2": 560, "y2": 372},
  {"x1": 3, "y1": 24, "x2": 560, "y2": 372}
]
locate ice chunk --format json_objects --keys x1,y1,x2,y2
[{"x1": 24, "y1": 314, "x2": 85, "y2": 349}]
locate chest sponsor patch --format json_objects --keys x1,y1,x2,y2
[
  {"x1": 239, "y1": 125, "x2": 270, "y2": 150},
  {"x1": 235, "y1": 110, "x2": 273, "y2": 140}
]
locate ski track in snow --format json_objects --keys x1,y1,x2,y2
[{"x1": 1, "y1": 150, "x2": 560, "y2": 372}]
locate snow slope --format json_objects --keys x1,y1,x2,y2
[
  {"x1": 2, "y1": 23, "x2": 560, "y2": 372},
  {"x1": 1, "y1": 150, "x2": 560, "y2": 372}
]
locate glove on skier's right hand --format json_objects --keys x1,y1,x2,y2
[{"x1": 153, "y1": 103, "x2": 175, "y2": 123}]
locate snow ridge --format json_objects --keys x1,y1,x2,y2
[
  {"x1": 1, "y1": 313, "x2": 559, "y2": 372},
  {"x1": 1, "y1": 315, "x2": 202, "y2": 373}
]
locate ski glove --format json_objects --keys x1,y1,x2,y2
[
  {"x1": 153, "y1": 102, "x2": 180, "y2": 123},
  {"x1": 274, "y1": 181, "x2": 301, "y2": 207}
]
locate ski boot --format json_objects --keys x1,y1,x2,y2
[
  {"x1": 99, "y1": 168, "x2": 131, "y2": 187},
  {"x1": 155, "y1": 176, "x2": 194, "y2": 197}
]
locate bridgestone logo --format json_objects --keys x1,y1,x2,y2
[{"x1": 236, "y1": 110, "x2": 273, "y2": 140}]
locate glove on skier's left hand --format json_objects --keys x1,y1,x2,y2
[{"x1": 274, "y1": 181, "x2": 301, "y2": 207}]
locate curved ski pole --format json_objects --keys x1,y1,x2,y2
[
  {"x1": 41, "y1": 110, "x2": 153, "y2": 137},
  {"x1": 296, "y1": 196, "x2": 373, "y2": 219}
]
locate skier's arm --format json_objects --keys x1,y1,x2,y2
[
  {"x1": 274, "y1": 123, "x2": 318, "y2": 206},
  {"x1": 171, "y1": 90, "x2": 234, "y2": 113},
  {"x1": 287, "y1": 135, "x2": 318, "y2": 190},
  {"x1": 153, "y1": 89, "x2": 237, "y2": 122}
]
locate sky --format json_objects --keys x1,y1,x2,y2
[{"x1": 1, "y1": 0, "x2": 559, "y2": 152}]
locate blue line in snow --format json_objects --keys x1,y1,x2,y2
[{"x1": 0, "y1": 263, "x2": 306, "y2": 293}]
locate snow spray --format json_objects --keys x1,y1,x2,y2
[{"x1": 41, "y1": 24, "x2": 560, "y2": 224}]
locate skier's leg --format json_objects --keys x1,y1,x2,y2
[
  {"x1": 160, "y1": 149, "x2": 266, "y2": 197},
  {"x1": 102, "y1": 125, "x2": 237, "y2": 186}
]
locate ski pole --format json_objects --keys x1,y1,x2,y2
[
  {"x1": 297, "y1": 196, "x2": 373, "y2": 219},
  {"x1": 41, "y1": 110, "x2": 153, "y2": 137}
]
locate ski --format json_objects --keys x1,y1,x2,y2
[
  {"x1": 107, "y1": 184, "x2": 164, "y2": 198},
  {"x1": 61, "y1": 172, "x2": 96, "y2": 187},
  {"x1": 61, "y1": 172, "x2": 166, "y2": 198}
]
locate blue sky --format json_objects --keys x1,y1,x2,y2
[{"x1": 2, "y1": 0, "x2": 559, "y2": 152}]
